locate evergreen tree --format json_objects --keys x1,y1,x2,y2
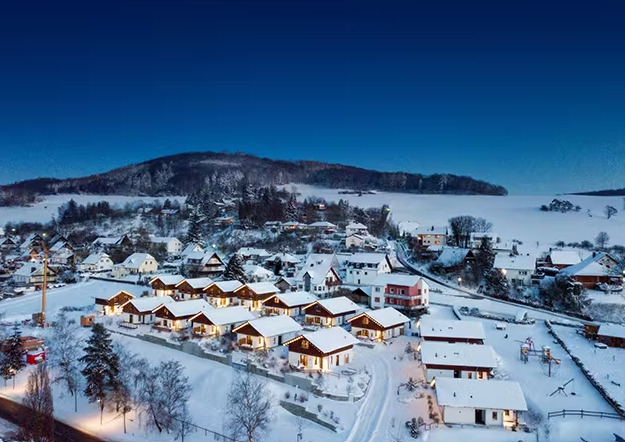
[
  {"x1": 472, "y1": 237, "x2": 495, "y2": 282},
  {"x1": 1, "y1": 323, "x2": 26, "y2": 388},
  {"x1": 273, "y1": 259, "x2": 283, "y2": 276},
  {"x1": 20, "y1": 363, "x2": 54, "y2": 442},
  {"x1": 80, "y1": 324, "x2": 120, "y2": 425},
  {"x1": 223, "y1": 254, "x2": 247, "y2": 282},
  {"x1": 285, "y1": 195, "x2": 299, "y2": 222},
  {"x1": 186, "y1": 208, "x2": 204, "y2": 246},
  {"x1": 484, "y1": 269, "x2": 510, "y2": 297}
]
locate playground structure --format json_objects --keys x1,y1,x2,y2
[{"x1": 518, "y1": 337, "x2": 561, "y2": 377}]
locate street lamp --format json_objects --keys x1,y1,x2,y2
[{"x1": 457, "y1": 277, "x2": 462, "y2": 285}]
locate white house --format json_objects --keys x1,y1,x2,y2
[
  {"x1": 303, "y1": 296, "x2": 360, "y2": 327},
  {"x1": 414, "y1": 226, "x2": 448, "y2": 247},
  {"x1": 348, "y1": 307, "x2": 410, "y2": 341},
  {"x1": 418, "y1": 318, "x2": 486, "y2": 344},
  {"x1": 262, "y1": 291, "x2": 317, "y2": 317},
  {"x1": 243, "y1": 264, "x2": 274, "y2": 282},
  {"x1": 237, "y1": 247, "x2": 272, "y2": 262},
  {"x1": 180, "y1": 243, "x2": 204, "y2": 258},
  {"x1": 295, "y1": 254, "x2": 342, "y2": 298},
  {"x1": 285, "y1": 327, "x2": 359, "y2": 371},
  {"x1": 233, "y1": 316, "x2": 303, "y2": 350},
  {"x1": 149, "y1": 236, "x2": 184, "y2": 255},
  {"x1": 79, "y1": 252, "x2": 114, "y2": 272},
  {"x1": 370, "y1": 274, "x2": 430, "y2": 310},
  {"x1": 308, "y1": 221, "x2": 337, "y2": 231},
  {"x1": 345, "y1": 234, "x2": 366, "y2": 249},
  {"x1": 12, "y1": 263, "x2": 58, "y2": 287},
  {"x1": 434, "y1": 378, "x2": 527, "y2": 429},
  {"x1": 343, "y1": 253, "x2": 392, "y2": 286},
  {"x1": 346, "y1": 222, "x2": 368, "y2": 236},
  {"x1": 189, "y1": 306, "x2": 254, "y2": 336},
  {"x1": 493, "y1": 253, "x2": 536, "y2": 286},
  {"x1": 112, "y1": 253, "x2": 158, "y2": 278},
  {"x1": 153, "y1": 299, "x2": 212, "y2": 331},
  {"x1": 121, "y1": 296, "x2": 174, "y2": 324},
  {"x1": 420, "y1": 342, "x2": 498, "y2": 381}
]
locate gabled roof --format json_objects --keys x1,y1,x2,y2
[
  {"x1": 189, "y1": 306, "x2": 254, "y2": 326},
  {"x1": 154, "y1": 298, "x2": 212, "y2": 317},
  {"x1": 436, "y1": 247, "x2": 471, "y2": 267},
  {"x1": 150, "y1": 236, "x2": 181, "y2": 244},
  {"x1": 122, "y1": 295, "x2": 174, "y2": 313},
  {"x1": 13, "y1": 263, "x2": 56, "y2": 277},
  {"x1": 597, "y1": 323, "x2": 625, "y2": 340},
  {"x1": 122, "y1": 253, "x2": 156, "y2": 269},
  {"x1": 176, "y1": 277, "x2": 213, "y2": 290},
  {"x1": 181, "y1": 243, "x2": 204, "y2": 256},
  {"x1": 94, "y1": 290, "x2": 136, "y2": 302},
  {"x1": 435, "y1": 378, "x2": 527, "y2": 411},
  {"x1": 297, "y1": 254, "x2": 339, "y2": 285},
  {"x1": 418, "y1": 318, "x2": 486, "y2": 341},
  {"x1": 234, "y1": 315, "x2": 302, "y2": 337},
  {"x1": 344, "y1": 253, "x2": 390, "y2": 266},
  {"x1": 285, "y1": 326, "x2": 358, "y2": 353},
  {"x1": 346, "y1": 222, "x2": 367, "y2": 229},
  {"x1": 265, "y1": 291, "x2": 316, "y2": 308},
  {"x1": 348, "y1": 307, "x2": 409, "y2": 329},
  {"x1": 243, "y1": 264, "x2": 273, "y2": 278},
  {"x1": 371, "y1": 273, "x2": 423, "y2": 287},
  {"x1": 414, "y1": 226, "x2": 448, "y2": 236},
  {"x1": 548, "y1": 250, "x2": 581, "y2": 266},
  {"x1": 305, "y1": 296, "x2": 359, "y2": 316},
  {"x1": 560, "y1": 252, "x2": 621, "y2": 277},
  {"x1": 210, "y1": 280, "x2": 244, "y2": 293},
  {"x1": 241, "y1": 282, "x2": 279, "y2": 295},
  {"x1": 265, "y1": 252, "x2": 301, "y2": 264},
  {"x1": 184, "y1": 251, "x2": 224, "y2": 266},
  {"x1": 82, "y1": 252, "x2": 111, "y2": 265},
  {"x1": 237, "y1": 247, "x2": 271, "y2": 257},
  {"x1": 93, "y1": 236, "x2": 126, "y2": 246},
  {"x1": 149, "y1": 274, "x2": 185, "y2": 286},
  {"x1": 420, "y1": 342, "x2": 497, "y2": 368},
  {"x1": 493, "y1": 253, "x2": 536, "y2": 271},
  {"x1": 308, "y1": 221, "x2": 337, "y2": 228}
]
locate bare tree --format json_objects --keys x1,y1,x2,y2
[
  {"x1": 48, "y1": 311, "x2": 82, "y2": 412},
  {"x1": 596, "y1": 231, "x2": 610, "y2": 250},
  {"x1": 605, "y1": 205, "x2": 618, "y2": 219},
  {"x1": 20, "y1": 363, "x2": 54, "y2": 442},
  {"x1": 226, "y1": 369, "x2": 274, "y2": 442}
]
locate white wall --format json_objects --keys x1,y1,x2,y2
[{"x1": 443, "y1": 407, "x2": 506, "y2": 426}]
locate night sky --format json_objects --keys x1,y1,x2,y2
[{"x1": 1, "y1": 0, "x2": 624, "y2": 194}]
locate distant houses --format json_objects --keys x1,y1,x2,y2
[{"x1": 78, "y1": 252, "x2": 114, "y2": 272}]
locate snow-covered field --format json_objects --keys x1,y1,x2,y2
[{"x1": 289, "y1": 184, "x2": 625, "y2": 252}]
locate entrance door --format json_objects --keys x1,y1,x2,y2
[
  {"x1": 454, "y1": 370, "x2": 461, "y2": 378},
  {"x1": 475, "y1": 409, "x2": 486, "y2": 425},
  {"x1": 129, "y1": 315, "x2": 133, "y2": 324}
]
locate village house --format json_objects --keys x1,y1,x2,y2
[
  {"x1": 345, "y1": 234, "x2": 366, "y2": 249},
  {"x1": 149, "y1": 236, "x2": 184, "y2": 255},
  {"x1": 434, "y1": 378, "x2": 527, "y2": 429},
  {"x1": 19, "y1": 233, "x2": 44, "y2": 251},
  {"x1": 414, "y1": 226, "x2": 448, "y2": 247},
  {"x1": 205, "y1": 280, "x2": 244, "y2": 307},
  {"x1": 419, "y1": 342, "x2": 498, "y2": 381},
  {"x1": 95, "y1": 290, "x2": 136, "y2": 315},
  {"x1": 295, "y1": 254, "x2": 342, "y2": 298},
  {"x1": 345, "y1": 222, "x2": 368, "y2": 236},
  {"x1": 233, "y1": 315, "x2": 303, "y2": 350},
  {"x1": 92, "y1": 235, "x2": 132, "y2": 251},
  {"x1": 112, "y1": 253, "x2": 158, "y2": 278},
  {"x1": 418, "y1": 318, "x2": 486, "y2": 344},
  {"x1": 49, "y1": 251, "x2": 75, "y2": 266},
  {"x1": 560, "y1": 252, "x2": 623, "y2": 290},
  {"x1": 343, "y1": 253, "x2": 392, "y2": 286},
  {"x1": 435, "y1": 247, "x2": 475, "y2": 271},
  {"x1": 262, "y1": 291, "x2": 317, "y2": 317},
  {"x1": 243, "y1": 264, "x2": 274, "y2": 282},
  {"x1": 542, "y1": 250, "x2": 581, "y2": 270},
  {"x1": 281, "y1": 221, "x2": 305, "y2": 231},
  {"x1": 303, "y1": 296, "x2": 360, "y2": 327},
  {"x1": 189, "y1": 306, "x2": 254, "y2": 337},
  {"x1": 78, "y1": 252, "x2": 114, "y2": 272},
  {"x1": 49, "y1": 240, "x2": 73, "y2": 255},
  {"x1": 153, "y1": 298, "x2": 212, "y2": 331},
  {"x1": 149, "y1": 274, "x2": 185, "y2": 297},
  {"x1": 347, "y1": 307, "x2": 409, "y2": 341},
  {"x1": 493, "y1": 253, "x2": 536, "y2": 287},
  {"x1": 183, "y1": 251, "x2": 225, "y2": 277},
  {"x1": 308, "y1": 221, "x2": 338, "y2": 233},
  {"x1": 12, "y1": 263, "x2": 58, "y2": 287},
  {"x1": 234, "y1": 282, "x2": 279, "y2": 311},
  {"x1": 370, "y1": 274, "x2": 430, "y2": 310},
  {"x1": 265, "y1": 252, "x2": 301, "y2": 275},
  {"x1": 237, "y1": 247, "x2": 272, "y2": 263},
  {"x1": 121, "y1": 296, "x2": 174, "y2": 325},
  {"x1": 0, "y1": 237, "x2": 18, "y2": 252},
  {"x1": 180, "y1": 243, "x2": 204, "y2": 259},
  {"x1": 275, "y1": 276, "x2": 297, "y2": 293},
  {"x1": 175, "y1": 277, "x2": 213, "y2": 300},
  {"x1": 284, "y1": 326, "x2": 359, "y2": 371}
]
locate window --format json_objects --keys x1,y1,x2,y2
[
  {"x1": 467, "y1": 372, "x2": 473, "y2": 379},
  {"x1": 374, "y1": 297, "x2": 380, "y2": 302},
  {"x1": 301, "y1": 340, "x2": 309, "y2": 349},
  {"x1": 363, "y1": 317, "x2": 369, "y2": 325},
  {"x1": 400, "y1": 289, "x2": 405, "y2": 295},
  {"x1": 504, "y1": 410, "x2": 510, "y2": 417},
  {"x1": 492, "y1": 411, "x2": 498, "y2": 420},
  {"x1": 375, "y1": 287, "x2": 380, "y2": 292}
]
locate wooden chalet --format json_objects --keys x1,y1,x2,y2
[
  {"x1": 149, "y1": 274, "x2": 185, "y2": 297},
  {"x1": 420, "y1": 342, "x2": 497, "y2": 381},
  {"x1": 121, "y1": 296, "x2": 174, "y2": 324},
  {"x1": 189, "y1": 306, "x2": 254, "y2": 337},
  {"x1": 175, "y1": 277, "x2": 213, "y2": 300},
  {"x1": 347, "y1": 307, "x2": 409, "y2": 341},
  {"x1": 95, "y1": 291, "x2": 135, "y2": 315},
  {"x1": 262, "y1": 291, "x2": 316, "y2": 317},
  {"x1": 234, "y1": 282, "x2": 279, "y2": 311},
  {"x1": 233, "y1": 316, "x2": 302, "y2": 350},
  {"x1": 205, "y1": 280, "x2": 243, "y2": 307},
  {"x1": 303, "y1": 296, "x2": 359, "y2": 327},
  {"x1": 284, "y1": 327, "x2": 359, "y2": 371},
  {"x1": 153, "y1": 299, "x2": 212, "y2": 331}
]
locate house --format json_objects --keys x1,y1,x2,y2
[
  {"x1": 434, "y1": 378, "x2": 527, "y2": 429},
  {"x1": 348, "y1": 307, "x2": 409, "y2": 341},
  {"x1": 121, "y1": 296, "x2": 174, "y2": 324},
  {"x1": 265, "y1": 252, "x2": 301, "y2": 271},
  {"x1": 189, "y1": 306, "x2": 254, "y2": 336},
  {"x1": 205, "y1": 280, "x2": 244, "y2": 307},
  {"x1": 281, "y1": 221, "x2": 305, "y2": 231},
  {"x1": 234, "y1": 282, "x2": 279, "y2": 311},
  {"x1": 78, "y1": 252, "x2": 114, "y2": 272},
  {"x1": 243, "y1": 264, "x2": 274, "y2": 282},
  {"x1": 49, "y1": 240, "x2": 73, "y2": 255},
  {"x1": 149, "y1": 274, "x2": 185, "y2": 297},
  {"x1": 435, "y1": 247, "x2": 475, "y2": 270},
  {"x1": 262, "y1": 291, "x2": 317, "y2": 317},
  {"x1": 418, "y1": 318, "x2": 486, "y2": 344},
  {"x1": 470, "y1": 232, "x2": 499, "y2": 248},
  {"x1": 284, "y1": 326, "x2": 359, "y2": 371},
  {"x1": 420, "y1": 342, "x2": 498, "y2": 381},
  {"x1": 92, "y1": 235, "x2": 132, "y2": 251},
  {"x1": 149, "y1": 236, "x2": 184, "y2": 255},
  {"x1": 493, "y1": 254, "x2": 536, "y2": 287},
  {"x1": 50, "y1": 251, "x2": 75, "y2": 266},
  {"x1": 112, "y1": 253, "x2": 158, "y2": 278},
  {"x1": 308, "y1": 221, "x2": 338, "y2": 232},
  {"x1": 595, "y1": 323, "x2": 625, "y2": 348},
  {"x1": 370, "y1": 274, "x2": 430, "y2": 310},
  {"x1": 303, "y1": 297, "x2": 360, "y2": 327},
  {"x1": 295, "y1": 254, "x2": 342, "y2": 298},
  {"x1": 415, "y1": 226, "x2": 448, "y2": 247},
  {"x1": 345, "y1": 234, "x2": 365, "y2": 249},
  {"x1": 180, "y1": 243, "x2": 204, "y2": 258},
  {"x1": 0, "y1": 237, "x2": 18, "y2": 252},
  {"x1": 544, "y1": 250, "x2": 581, "y2": 270},
  {"x1": 343, "y1": 253, "x2": 392, "y2": 286},
  {"x1": 19, "y1": 233, "x2": 44, "y2": 251},
  {"x1": 12, "y1": 263, "x2": 58, "y2": 287},
  {"x1": 153, "y1": 299, "x2": 212, "y2": 331},
  {"x1": 95, "y1": 291, "x2": 135, "y2": 315},
  {"x1": 560, "y1": 252, "x2": 623, "y2": 290},
  {"x1": 275, "y1": 276, "x2": 297, "y2": 293},
  {"x1": 184, "y1": 251, "x2": 225, "y2": 277},
  {"x1": 237, "y1": 248, "x2": 272, "y2": 263},
  {"x1": 233, "y1": 316, "x2": 303, "y2": 350},
  {"x1": 346, "y1": 222, "x2": 368, "y2": 236},
  {"x1": 175, "y1": 277, "x2": 213, "y2": 300}
]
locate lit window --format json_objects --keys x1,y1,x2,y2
[
  {"x1": 301, "y1": 340, "x2": 309, "y2": 349},
  {"x1": 363, "y1": 317, "x2": 369, "y2": 325}
]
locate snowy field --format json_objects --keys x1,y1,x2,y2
[{"x1": 289, "y1": 184, "x2": 625, "y2": 253}]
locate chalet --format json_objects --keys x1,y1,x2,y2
[
  {"x1": 596, "y1": 323, "x2": 625, "y2": 348},
  {"x1": 544, "y1": 250, "x2": 581, "y2": 270},
  {"x1": 234, "y1": 282, "x2": 279, "y2": 311},
  {"x1": 262, "y1": 291, "x2": 316, "y2": 317},
  {"x1": 418, "y1": 318, "x2": 486, "y2": 344},
  {"x1": 346, "y1": 222, "x2": 368, "y2": 236},
  {"x1": 78, "y1": 252, "x2": 113, "y2": 272},
  {"x1": 205, "y1": 280, "x2": 244, "y2": 307},
  {"x1": 414, "y1": 226, "x2": 448, "y2": 247},
  {"x1": 92, "y1": 235, "x2": 132, "y2": 251},
  {"x1": 470, "y1": 232, "x2": 499, "y2": 248},
  {"x1": 237, "y1": 247, "x2": 272, "y2": 263},
  {"x1": 233, "y1": 316, "x2": 302, "y2": 350},
  {"x1": 95, "y1": 290, "x2": 135, "y2": 315},
  {"x1": 275, "y1": 276, "x2": 297, "y2": 293},
  {"x1": 343, "y1": 253, "x2": 392, "y2": 286},
  {"x1": 434, "y1": 378, "x2": 527, "y2": 429},
  {"x1": 0, "y1": 237, "x2": 18, "y2": 251},
  {"x1": 243, "y1": 264, "x2": 274, "y2": 282},
  {"x1": 420, "y1": 342, "x2": 497, "y2": 381},
  {"x1": 149, "y1": 236, "x2": 183, "y2": 255},
  {"x1": 149, "y1": 274, "x2": 185, "y2": 297},
  {"x1": 19, "y1": 233, "x2": 44, "y2": 251},
  {"x1": 112, "y1": 253, "x2": 158, "y2": 278},
  {"x1": 184, "y1": 251, "x2": 225, "y2": 277},
  {"x1": 303, "y1": 296, "x2": 360, "y2": 327},
  {"x1": 348, "y1": 287, "x2": 370, "y2": 305},
  {"x1": 493, "y1": 254, "x2": 536, "y2": 287},
  {"x1": 22, "y1": 248, "x2": 43, "y2": 262},
  {"x1": 121, "y1": 296, "x2": 174, "y2": 324},
  {"x1": 284, "y1": 326, "x2": 359, "y2": 371},
  {"x1": 370, "y1": 274, "x2": 430, "y2": 310},
  {"x1": 348, "y1": 307, "x2": 409, "y2": 341},
  {"x1": 153, "y1": 298, "x2": 212, "y2": 331},
  {"x1": 295, "y1": 254, "x2": 341, "y2": 298},
  {"x1": 189, "y1": 306, "x2": 254, "y2": 336},
  {"x1": 175, "y1": 277, "x2": 213, "y2": 300},
  {"x1": 560, "y1": 252, "x2": 623, "y2": 290},
  {"x1": 436, "y1": 247, "x2": 475, "y2": 270},
  {"x1": 12, "y1": 263, "x2": 58, "y2": 287}
]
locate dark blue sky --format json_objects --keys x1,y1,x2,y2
[{"x1": 1, "y1": 0, "x2": 624, "y2": 194}]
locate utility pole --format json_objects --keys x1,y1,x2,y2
[{"x1": 40, "y1": 245, "x2": 48, "y2": 326}]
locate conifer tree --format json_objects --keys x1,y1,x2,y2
[
  {"x1": 1, "y1": 323, "x2": 26, "y2": 388},
  {"x1": 223, "y1": 254, "x2": 247, "y2": 282},
  {"x1": 285, "y1": 195, "x2": 299, "y2": 222},
  {"x1": 186, "y1": 208, "x2": 204, "y2": 247}
]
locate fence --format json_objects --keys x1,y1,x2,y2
[
  {"x1": 171, "y1": 416, "x2": 240, "y2": 442},
  {"x1": 548, "y1": 409, "x2": 625, "y2": 421}
]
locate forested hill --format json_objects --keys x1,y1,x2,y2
[
  {"x1": 570, "y1": 188, "x2": 625, "y2": 196},
  {"x1": 0, "y1": 151, "x2": 507, "y2": 205}
]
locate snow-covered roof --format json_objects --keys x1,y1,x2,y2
[
  {"x1": 82, "y1": 252, "x2": 110, "y2": 265},
  {"x1": 150, "y1": 236, "x2": 181, "y2": 244},
  {"x1": 243, "y1": 264, "x2": 273, "y2": 278},
  {"x1": 93, "y1": 236, "x2": 124, "y2": 245},
  {"x1": 269, "y1": 291, "x2": 316, "y2": 307},
  {"x1": 436, "y1": 247, "x2": 471, "y2": 267},
  {"x1": 265, "y1": 252, "x2": 300, "y2": 264},
  {"x1": 418, "y1": 318, "x2": 486, "y2": 341},
  {"x1": 308, "y1": 297, "x2": 359, "y2": 315},
  {"x1": 156, "y1": 299, "x2": 212, "y2": 317},
  {"x1": 346, "y1": 222, "x2": 367, "y2": 229},
  {"x1": 308, "y1": 221, "x2": 337, "y2": 228},
  {"x1": 597, "y1": 323, "x2": 625, "y2": 340},
  {"x1": 94, "y1": 290, "x2": 135, "y2": 302},
  {"x1": 288, "y1": 326, "x2": 359, "y2": 353},
  {"x1": 237, "y1": 315, "x2": 302, "y2": 337},
  {"x1": 13, "y1": 263, "x2": 45, "y2": 277},
  {"x1": 493, "y1": 253, "x2": 536, "y2": 271},
  {"x1": 237, "y1": 247, "x2": 271, "y2": 257},
  {"x1": 177, "y1": 277, "x2": 213, "y2": 289},
  {"x1": 297, "y1": 254, "x2": 338, "y2": 285},
  {"x1": 371, "y1": 273, "x2": 423, "y2": 287},
  {"x1": 122, "y1": 253, "x2": 156, "y2": 269},
  {"x1": 420, "y1": 342, "x2": 497, "y2": 368},
  {"x1": 184, "y1": 251, "x2": 223, "y2": 266},
  {"x1": 123, "y1": 295, "x2": 174, "y2": 313},
  {"x1": 181, "y1": 243, "x2": 204, "y2": 256},
  {"x1": 548, "y1": 250, "x2": 581, "y2": 266},
  {"x1": 190, "y1": 306, "x2": 254, "y2": 326},
  {"x1": 415, "y1": 226, "x2": 448, "y2": 236},
  {"x1": 244, "y1": 281, "x2": 279, "y2": 295},
  {"x1": 211, "y1": 280, "x2": 244, "y2": 293},
  {"x1": 344, "y1": 253, "x2": 390, "y2": 265},
  {"x1": 50, "y1": 241, "x2": 70, "y2": 252},
  {"x1": 149, "y1": 274, "x2": 185, "y2": 286},
  {"x1": 435, "y1": 378, "x2": 527, "y2": 411},
  {"x1": 350, "y1": 307, "x2": 410, "y2": 328},
  {"x1": 560, "y1": 252, "x2": 621, "y2": 277}
]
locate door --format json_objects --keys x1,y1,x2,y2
[
  {"x1": 475, "y1": 409, "x2": 485, "y2": 425},
  {"x1": 454, "y1": 370, "x2": 461, "y2": 378},
  {"x1": 299, "y1": 354, "x2": 307, "y2": 368},
  {"x1": 129, "y1": 315, "x2": 133, "y2": 324}
]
